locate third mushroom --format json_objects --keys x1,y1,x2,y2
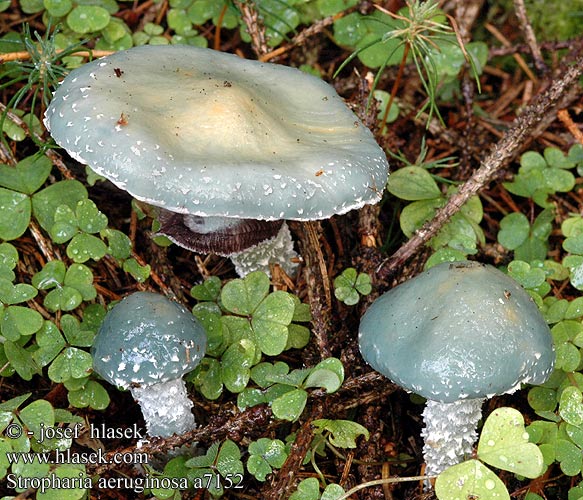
[{"x1": 359, "y1": 260, "x2": 555, "y2": 481}]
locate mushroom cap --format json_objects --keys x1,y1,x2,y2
[
  {"x1": 91, "y1": 292, "x2": 207, "y2": 389},
  {"x1": 359, "y1": 261, "x2": 555, "y2": 403},
  {"x1": 44, "y1": 45, "x2": 389, "y2": 221}
]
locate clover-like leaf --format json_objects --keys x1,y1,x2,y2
[
  {"x1": 498, "y1": 212, "x2": 530, "y2": 250},
  {"x1": 11, "y1": 454, "x2": 51, "y2": 482},
  {"x1": 373, "y1": 90, "x2": 399, "y2": 129},
  {"x1": 44, "y1": 0, "x2": 73, "y2": 17},
  {"x1": 271, "y1": 388, "x2": 308, "y2": 421},
  {"x1": 291, "y1": 296, "x2": 311, "y2": 322},
  {"x1": 216, "y1": 439, "x2": 244, "y2": 477},
  {"x1": 0, "y1": 278, "x2": 37, "y2": 305},
  {"x1": 191, "y1": 276, "x2": 222, "y2": 302},
  {"x1": 334, "y1": 268, "x2": 372, "y2": 305},
  {"x1": 221, "y1": 339, "x2": 255, "y2": 393},
  {"x1": 1, "y1": 305, "x2": 43, "y2": 340},
  {"x1": 0, "y1": 393, "x2": 31, "y2": 412},
  {"x1": 555, "y1": 438, "x2": 582, "y2": 476},
  {"x1": 186, "y1": 441, "x2": 220, "y2": 469},
  {"x1": 68, "y1": 380, "x2": 110, "y2": 410},
  {"x1": 0, "y1": 155, "x2": 52, "y2": 195},
  {"x1": 247, "y1": 438, "x2": 287, "y2": 481},
  {"x1": 221, "y1": 314, "x2": 254, "y2": 347},
  {"x1": 286, "y1": 324, "x2": 310, "y2": 350},
  {"x1": 304, "y1": 358, "x2": 344, "y2": 392},
  {"x1": 400, "y1": 197, "x2": 444, "y2": 238},
  {"x1": 122, "y1": 258, "x2": 150, "y2": 283},
  {"x1": 67, "y1": 233, "x2": 108, "y2": 263},
  {"x1": 44, "y1": 287, "x2": 82, "y2": 312},
  {"x1": 192, "y1": 358, "x2": 223, "y2": 400},
  {"x1": 61, "y1": 314, "x2": 95, "y2": 347},
  {"x1": 564, "y1": 234, "x2": 583, "y2": 255},
  {"x1": 312, "y1": 419, "x2": 370, "y2": 448},
  {"x1": 520, "y1": 150, "x2": 547, "y2": 171},
  {"x1": 50, "y1": 204, "x2": 78, "y2": 244},
  {"x1": 388, "y1": 166, "x2": 442, "y2": 201},
  {"x1": 4, "y1": 340, "x2": 41, "y2": 380},
  {"x1": 36, "y1": 264, "x2": 94, "y2": 312},
  {"x1": 100, "y1": 228, "x2": 132, "y2": 260},
  {"x1": 32, "y1": 261, "x2": 66, "y2": 290},
  {"x1": 80, "y1": 303, "x2": 106, "y2": 332},
  {"x1": 237, "y1": 387, "x2": 267, "y2": 410},
  {"x1": 0, "y1": 242, "x2": 18, "y2": 274},
  {"x1": 64, "y1": 264, "x2": 96, "y2": 301},
  {"x1": 289, "y1": 477, "x2": 320, "y2": 500},
  {"x1": 0, "y1": 188, "x2": 30, "y2": 240},
  {"x1": 477, "y1": 407, "x2": 544, "y2": 478},
  {"x1": 527, "y1": 386, "x2": 557, "y2": 413},
  {"x1": 252, "y1": 291, "x2": 295, "y2": 356},
  {"x1": 221, "y1": 271, "x2": 270, "y2": 315},
  {"x1": 251, "y1": 361, "x2": 290, "y2": 388},
  {"x1": 67, "y1": 5, "x2": 110, "y2": 33},
  {"x1": 48, "y1": 347, "x2": 93, "y2": 383},
  {"x1": 545, "y1": 146, "x2": 575, "y2": 169},
  {"x1": 559, "y1": 386, "x2": 583, "y2": 427},
  {"x1": 75, "y1": 199, "x2": 108, "y2": 234},
  {"x1": 32, "y1": 180, "x2": 88, "y2": 233},
  {"x1": 507, "y1": 260, "x2": 546, "y2": 290},
  {"x1": 20, "y1": 399, "x2": 55, "y2": 441},
  {"x1": 36, "y1": 465, "x2": 88, "y2": 500},
  {"x1": 321, "y1": 484, "x2": 346, "y2": 500},
  {"x1": 32, "y1": 321, "x2": 66, "y2": 367},
  {"x1": 435, "y1": 459, "x2": 510, "y2": 500}
]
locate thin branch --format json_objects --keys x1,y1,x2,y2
[
  {"x1": 513, "y1": 0, "x2": 548, "y2": 75},
  {"x1": 378, "y1": 51, "x2": 583, "y2": 280},
  {"x1": 558, "y1": 109, "x2": 583, "y2": 145},
  {"x1": 89, "y1": 404, "x2": 273, "y2": 475},
  {"x1": 261, "y1": 402, "x2": 326, "y2": 500},
  {"x1": 0, "y1": 49, "x2": 111, "y2": 63},
  {"x1": 297, "y1": 221, "x2": 332, "y2": 360},
  {"x1": 259, "y1": 10, "x2": 349, "y2": 62},
  {"x1": 234, "y1": 0, "x2": 269, "y2": 57},
  {"x1": 485, "y1": 22, "x2": 538, "y2": 83},
  {"x1": 490, "y1": 39, "x2": 573, "y2": 58}
]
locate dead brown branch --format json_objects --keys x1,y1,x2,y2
[{"x1": 378, "y1": 50, "x2": 583, "y2": 281}]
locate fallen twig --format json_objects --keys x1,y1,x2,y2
[{"x1": 378, "y1": 50, "x2": 583, "y2": 280}]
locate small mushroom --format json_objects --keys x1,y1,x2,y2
[
  {"x1": 91, "y1": 292, "x2": 207, "y2": 437},
  {"x1": 358, "y1": 261, "x2": 555, "y2": 478},
  {"x1": 44, "y1": 45, "x2": 389, "y2": 276}
]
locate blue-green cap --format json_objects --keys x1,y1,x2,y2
[
  {"x1": 359, "y1": 261, "x2": 555, "y2": 403},
  {"x1": 44, "y1": 45, "x2": 388, "y2": 221},
  {"x1": 92, "y1": 292, "x2": 207, "y2": 389}
]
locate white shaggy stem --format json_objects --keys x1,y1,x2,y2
[
  {"x1": 421, "y1": 398, "x2": 484, "y2": 477},
  {"x1": 131, "y1": 378, "x2": 195, "y2": 437},
  {"x1": 230, "y1": 222, "x2": 299, "y2": 277}
]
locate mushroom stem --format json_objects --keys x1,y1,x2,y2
[
  {"x1": 421, "y1": 398, "x2": 484, "y2": 479},
  {"x1": 230, "y1": 221, "x2": 299, "y2": 277},
  {"x1": 130, "y1": 378, "x2": 195, "y2": 437}
]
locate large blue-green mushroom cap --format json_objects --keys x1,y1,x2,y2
[
  {"x1": 92, "y1": 292, "x2": 207, "y2": 389},
  {"x1": 44, "y1": 45, "x2": 389, "y2": 221},
  {"x1": 359, "y1": 261, "x2": 555, "y2": 404}
]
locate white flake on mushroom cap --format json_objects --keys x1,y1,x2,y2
[
  {"x1": 44, "y1": 45, "x2": 389, "y2": 276},
  {"x1": 91, "y1": 292, "x2": 207, "y2": 438},
  {"x1": 358, "y1": 261, "x2": 555, "y2": 481}
]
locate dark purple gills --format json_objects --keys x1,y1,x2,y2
[{"x1": 156, "y1": 208, "x2": 283, "y2": 256}]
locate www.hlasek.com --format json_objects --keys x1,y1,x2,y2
[{"x1": 4, "y1": 422, "x2": 244, "y2": 493}]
